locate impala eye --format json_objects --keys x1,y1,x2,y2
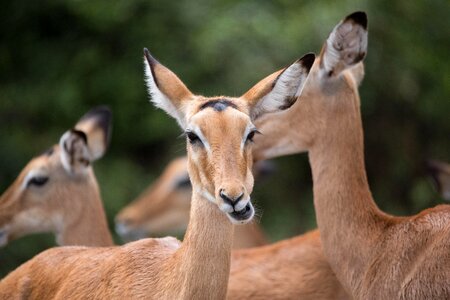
[
  {"x1": 246, "y1": 130, "x2": 260, "y2": 144},
  {"x1": 186, "y1": 131, "x2": 202, "y2": 145},
  {"x1": 27, "y1": 176, "x2": 49, "y2": 188}
]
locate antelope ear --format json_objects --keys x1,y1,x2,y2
[
  {"x1": 59, "y1": 129, "x2": 91, "y2": 175},
  {"x1": 74, "y1": 106, "x2": 112, "y2": 161},
  {"x1": 143, "y1": 48, "x2": 194, "y2": 129},
  {"x1": 241, "y1": 53, "x2": 315, "y2": 120},
  {"x1": 320, "y1": 11, "x2": 368, "y2": 78}
]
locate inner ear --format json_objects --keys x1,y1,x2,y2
[
  {"x1": 320, "y1": 11, "x2": 368, "y2": 77},
  {"x1": 242, "y1": 53, "x2": 315, "y2": 120},
  {"x1": 59, "y1": 129, "x2": 91, "y2": 174}
]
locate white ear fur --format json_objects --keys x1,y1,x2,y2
[
  {"x1": 250, "y1": 53, "x2": 315, "y2": 120},
  {"x1": 321, "y1": 11, "x2": 368, "y2": 78},
  {"x1": 143, "y1": 49, "x2": 191, "y2": 129},
  {"x1": 59, "y1": 130, "x2": 91, "y2": 175}
]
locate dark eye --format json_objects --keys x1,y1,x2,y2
[
  {"x1": 186, "y1": 131, "x2": 201, "y2": 145},
  {"x1": 246, "y1": 130, "x2": 259, "y2": 143},
  {"x1": 27, "y1": 176, "x2": 49, "y2": 188}
]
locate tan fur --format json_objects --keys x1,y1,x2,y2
[
  {"x1": 0, "y1": 108, "x2": 113, "y2": 248},
  {"x1": 115, "y1": 156, "x2": 267, "y2": 249},
  {"x1": 0, "y1": 50, "x2": 313, "y2": 299},
  {"x1": 253, "y1": 12, "x2": 450, "y2": 299},
  {"x1": 228, "y1": 230, "x2": 349, "y2": 300}
]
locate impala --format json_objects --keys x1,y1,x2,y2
[
  {"x1": 115, "y1": 156, "x2": 268, "y2": 249},
  {"x1": 0, "y1": 106, "x2": 113, "y2": 248},
  {"x1": 427, "y1": 160, "x2": 450, "y2": 201},
  {"x1": 253, "y1": 11, "x2": 450, "y2": 299},
  {"x1": 0, "y1": 49, "x2": 314, "y2": 298}
]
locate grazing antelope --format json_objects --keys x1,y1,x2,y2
[
  {"x1": 253, "y1": 11, "x2": 450, "y2": 299},
  {"x1": 0, "y1": 49, "x2": 314, "y2": 298},
  {"x1": 115, "y1": 156, "x2": 268, "y2": 249},
  {"x1": 0, "y1": 106, "x2": 113, "y2": 248},
  {"x1": 427, "y1": 160, "x2": 450, "y2": 201}
]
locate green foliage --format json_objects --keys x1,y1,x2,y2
[{"x1": 0, "y1": 0, "x2": 448, "y2": 276}]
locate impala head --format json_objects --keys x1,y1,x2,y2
[
  {"x1": 427, "y1": 160, "x2": 450, "y2": 201},
  {"x1": 0, "y1": 106, "x2": 112, "y2": 247},
  {"x1": 253, "y1": 12, "x2": 368, "y2": 160},
  {"x1": 144, "y1": 48, "x2": 314, "y2": 224}
]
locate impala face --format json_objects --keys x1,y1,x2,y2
[
  {"x1": 0, "y1": 107, "x2": 111, "y2": 247},
  {"x1": 184, "y1": 98, "x2": 257, "y2": 223},
  {"x1": 144, "y1": 48, "x2": 315, "y2": 225}
]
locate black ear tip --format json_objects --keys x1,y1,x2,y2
[
  {"x1": 143, "y1": 47, "x2": 158, "y2": 66},
  {"x1": 299, "y1": 53, "x2": 316, "y2": 71},
  {"x1": 345, "y1": 11, "x2": 368, "y2": 29},
  {"x1": 79, "y1": 105, "x2": 113, "y2": 144}
]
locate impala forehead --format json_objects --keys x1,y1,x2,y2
[
  {"x1": 188, "y1": 108, "x2": 253, "y2": 140},
  {"x1": 19, "y1": 146, "x2": 64, "y2": 188}
]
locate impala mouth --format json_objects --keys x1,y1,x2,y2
[{"x1": 228, "y1": 203, "x2": 254, "y2": 223}]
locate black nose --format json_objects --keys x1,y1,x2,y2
[{"x1": 219, "y1": 189, "x2": 243, "y2": 207}]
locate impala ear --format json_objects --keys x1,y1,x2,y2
[
  {"x1": 59, "y1": 129, "x2": 91, "y2": 175},
  {"x1": 241, "y1": 53, "x2": 315, "y2": 120},
  {"x1": 74, "y1": 106, "x2": 112, "y2": 161},
  {"x1": 320, "y1": 11, "x2": 368, "y2": 78},
  {"x1": 144, "y1": 48, "x2": 194, "y2": 129}
]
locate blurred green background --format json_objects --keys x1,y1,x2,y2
[{"x1": 0, "y1": 0, "x2": 449, "y2": 276}]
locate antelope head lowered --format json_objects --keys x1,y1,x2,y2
[{"x1": 0, "y1": 106, "x2": 113, "y2": 247}]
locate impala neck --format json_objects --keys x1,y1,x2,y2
[
  {"x1": 58, "y1": 183, "x2": 113, "y2": 247},
  {"x1": 169, "y1": 190, "x2": 234, "y2": 299},
  {"x1": 309, "y1": 92, "x2": 389, "y2": 292}
]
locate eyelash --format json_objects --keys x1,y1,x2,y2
[
  {"x1": 27, "y1": 176, "x2": 49, "y2": 188},
  {"x1": 186, "y1": 131, "x2": 202, "y2": 145},
  {"x1": 246, "y1": 130, "x2": 260, "y2": 143}
]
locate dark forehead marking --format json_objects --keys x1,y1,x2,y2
[{"x1": 199, "y1": 99, "x2": 237, "y2": 112}]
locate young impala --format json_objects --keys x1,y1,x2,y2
[
  {"x1": 115, "y1": 156, "x2": 268, "y2": 249},
  {"x1": 0, "y1": 49, "x2": 314, "y2": 298},
  {"x1": 0, "y1": 106, "x2": 113, "y2": 248},
  {"x1": 253, "y1": 11, "x2": 450, "y2": 299}
]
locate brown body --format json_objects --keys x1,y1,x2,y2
[
  {"x1": 115, "y1": 156, "x2": 267, "y2": 249},
  {"x1": 0, "y1": 107, "x2": 113, "y2": 248},
  {"x1": 228, "y1": 230, "x2": 348, "y2": 300},
  {"x1": 0, "y1": 49, "x2": 314, "y2": 298},
  {"x1": 254, "y1": 12, "x2": 450, "y2": 299}
]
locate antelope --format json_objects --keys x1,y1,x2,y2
[
  {"x1": 252, "y1": 11, "x2": 450, "y2": 299},
  {"x1": 0, "y1": 106, "x2": 113, "y2": 248},
  {"x1": 115, "y1": 156, "x2": 268, "y2": 249},
  {"x1": 427, "y1": 160, "x2": 450, "y2": 201},
  {"x1": 112, "y1": 13, "x2": 366, "y2": 300},
  {"x1": 0, "y1": 49, "x2": 314, "y2": 298}
]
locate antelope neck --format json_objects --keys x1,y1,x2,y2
[
  {"x1": 308, "y1": 99, "x2": 389, "y2": 291},
  {"x1": 169, "y1": 190, "x2": 234, "y2": 299}
]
